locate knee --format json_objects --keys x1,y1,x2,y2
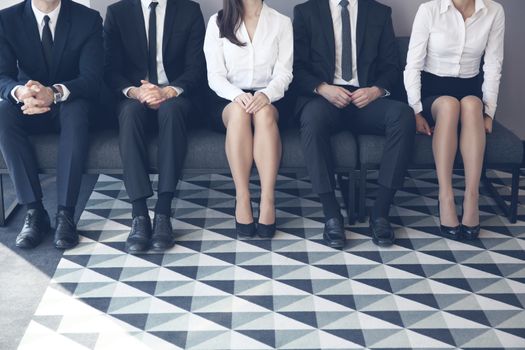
[
  {"x1": 225, "y1": 103, "x2": 251, "y2": 128},
  {"x1": 434, "y1": 96, "x2": 461, "y2": 117},
  {"x1": 253, "y1": 105, "x2": 278, "y2": 128},
  {"x1": 118, "y1": 99, "x2": 147, "y2": 125},
  {"x1": 60, "y1": 100, "x2": 90, "y2": 131},
  {"x1": 388, "y1": 104, "x2": 416, "y2": 134},
  {"x1": 300, "y1": 111, "x2": 328, "y2": 135},
  {"x1": 460, "y1": 96, "x2": 484, "y2": 117},
  {"x1": 158, "y1": 98, "x2": 188, "y2": 124},
  {"x1": 0, "y1": 101, "x2": 19, "y2": 130}
]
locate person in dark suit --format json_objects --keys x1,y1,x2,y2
[
  {"x1": 104, "y1": 0, "x2": 206, "y2": 254},
  {"x1": 293, "y1": 0, "x2": 416, "y2": 248},
  {"x1": 0, "y1": 0, "x2": 103, "y2": 250}
]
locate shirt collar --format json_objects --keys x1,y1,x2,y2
[
  {"x1": 330, "y1": 0, "x2": 358, "y2": 9},
  {"x1": 141, "y1": 0, "x2": 167, "y2": 10},
  {"x1": 441, "y1": 0, "x2": 486, "y2": 14},
  {"x1": 31, "y1": 0, "x2": 61, "y2": 27}
]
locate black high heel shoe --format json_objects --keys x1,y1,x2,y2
[
  {"x1": 256, "y1": 200, "x2": 276, "y2": 239},
  {"x1": 460, "y1": 205, "x2": 481, "y2": 241},
  {"x1": 437, "y1": 200, "x2": 462, "y2": 241},
  {"x1": 235, "y1": 200, "x2": 256, "y2": 238}
]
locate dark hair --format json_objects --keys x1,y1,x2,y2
[{"x1": 217, "y1": 0, "x2": 263, "y2": 47}]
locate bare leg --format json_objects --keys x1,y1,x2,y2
[
  {"x1": 223, "y1": 102, "x2": 254, "y2": 224},
  {"x1": 432, "y1": 96, "x2": 461, "y2": 227},
  {"x1": 459, "y1": 96, "x2": 486, "y2": 226},
  {"x1": 253, "y1": 105, "x2": 281, "y2": 225}
]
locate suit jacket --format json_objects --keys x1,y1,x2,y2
[
  {"x1": 104, "y1": 0, "x2": 206, "y2": 100},
  {"x1": 292, "y1": 0, "x2": 400, "y2": 113},
  {"x1": 0, "y1": 0, "x2": 103, "y2": 104}
]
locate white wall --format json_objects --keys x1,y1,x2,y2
[{"x1": 3, "y1": 0, "x2": 524, "y2": 139}]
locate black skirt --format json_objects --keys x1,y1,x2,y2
[
  {"x1": 421, "y1": 71, "x2": 483, "y2": 125},
  {"x1": 208, "y1": 90, "x2": 290, "y2": 133}
]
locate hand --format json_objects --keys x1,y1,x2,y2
[
  {"x1": 317, "y1": 83, "x2": 352, "y2": 109},
  {"x1": 415, "y1": 113, "x2": 432, "y2": 136},
  {"x1": 245, "y1": 92, "x2": 270, "y2": 114},
  {"x1": 351, "y1": 87, "x2": 383, "y2": 109},
  {"x1": 139, "y1": 80, "x2": 166, "y2": 109},
  {"x1": 161, "y1": 87, "x2": 178, "y2": 100},
  {"x1": 484, "y1": 114, "x2": 493, "y2": 134},
  {"x1": 234, "y1": 92, "x2": 254, "y2": 109},
  {"x1": 20, "y1": 81, "x2": 53, "y2": 115}
]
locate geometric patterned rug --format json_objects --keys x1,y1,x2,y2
[{"x1": 18, "y1": 171, "x2": 525, "y2": 349}]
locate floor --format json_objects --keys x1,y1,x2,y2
[{"x1": 2, "y1": 170, "x2": 524, "y2": 349}]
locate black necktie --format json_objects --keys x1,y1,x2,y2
[
  {"x1": 42, "y1": 15, "x2": 53, "y2": 69},
  {"x1": 148, "y1": 2, "x2": 159, "y2": 85},
  {"x1": 340, "y1": 0, "x2": 353, "y2": 81}
]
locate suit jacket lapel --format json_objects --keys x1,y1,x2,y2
[
  {"x1": 317, "y1": 0, "x2": 336, "y2": 66},
  {"x1": 23, "y1": 0, "x2": 49, "y2": 77},
  {"x1": 162, "y1": 0, "x2": 177, "y2": 57},
  {"x1": 50, "y1": 0, "x2": 71, "y2": 80},
  {"x1": 132, "y1": 0, "x2": 148, "y2": 61},
  {"x1": 356, "y1": 0, "x2": 369, "y2": 57}
]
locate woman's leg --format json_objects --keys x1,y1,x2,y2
[
  {"x1": 223, "y1": 102, "x2": 255, "y2": 224},
  {"x1": 253, "y1": 105, "x2": 281, "y2": 225},
  {"x1": 459, "y1": 96, "x2": 486, "y2": 226},
  {"x1": 431, "y1": 96, "x2": 461, "y2": 227}
]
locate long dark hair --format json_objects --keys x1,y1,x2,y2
[{"x1": 217, "y1": 0, "x2": 263, "y2": 47}]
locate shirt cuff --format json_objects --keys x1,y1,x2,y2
[
  {"x1": 54, "y1": 84, "x2": 70, "y2": 102},
  {"x1": 11, "y1": 85, "x2": 23, "y2": 104},
  {"x1": 411, "y1": 102, "x2": 423, "y2": 115},
  {"x1": 484, "y1": 105, "x2": 496, "y2": 119}
]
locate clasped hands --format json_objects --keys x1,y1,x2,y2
[
  {"x1": 234, "y1": 91, "x2": 270, "y2": 114},
  {"x1": 15, "y1": 80, "x2": 55, "y2": 116},
  {"x1": 317, "y1": 83, "x2": 383, "y2": 110},
  {"x1": 128, "y1": 80, "x2": 178, "y2": 110}
]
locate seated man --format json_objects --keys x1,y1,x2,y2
[
  {"x1": 104, "y1": 0, "x2": 206, "y2": 254},
  {"x1": 293, "y1": 0, "x2": 416, "y2": 248},
  {"x1": 0, "y1": 0, "x2": 103, "y2": 249}
]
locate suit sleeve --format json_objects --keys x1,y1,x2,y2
[
  {"x1": 59, "y1": 14, "x2": 104, "y2": 101},
  {"x1": 292, "y1": 6, "x2": 324, "y2": 96},
  {"x1": 372, "y1": 8, "x2": 400, "y2": 93},
  {"x1": 103, "y1": 6, "x2": 134, "y2": 95},
  {"x1": 0, "y1": 16, "x2": 23, "y2": 103},
  {"x1": 170, "y1": 4, "x2": 206, "y2": 97}
]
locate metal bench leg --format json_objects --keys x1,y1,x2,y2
[
  {"x1": 510, "y1": 166, "x2": 520, "y2": 224},
  {"x1": 358, "y1": 164, "x2": 368, "y2": 223},
  {"x1": 347, "y1": 169, "x2": 356, "y2": 225},
  {"x1": 0, "y1": 175, "x2": 20, "y2": 227}
]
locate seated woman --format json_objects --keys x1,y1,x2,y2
[
  {"x1": 404, "y1": 0, "x2": 505, "y2": 240},
  {"x1": 204, "y1": 0, "x2": 293, "y2": 238}
]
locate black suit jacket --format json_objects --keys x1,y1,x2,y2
[
  {"x1": 0, "y1": 0, "x2": 103, "y2": 104},
  {"x1": 292, "y1": 0, "x2": 400, "y2": 113},
  {"x1": 104, "y1": 0, "x2": 206, "y2": 100}
]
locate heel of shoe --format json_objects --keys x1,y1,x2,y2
[
  {"x1": 460, "y1": 205, "x2": 481, "y2": 241},
  {"x1": 437, "y1": 200, "x2": 461, "y2": 240},
  {"x1": 235, "y1": 200, "x2": 256, "y2": 238}
]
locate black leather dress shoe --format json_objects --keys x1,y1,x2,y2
[
  {"x1": 370, "y1": 217, "x2": 395, "y2": 247},
  {"x1": 126, "y1": 216, "x2": 152, "y2": 254},
  {"x1": 323, "y1": 216, "x2": 346, "y2": 249},
  {"x1": 461, "y1": 224, "x2": 481, "y2": 241},
  {"x1": 16, "y1": 209, "x2": 51, "y2": 249},
  {"x1": 235, "y1": 201, "x2": 256, "y2": 238},
  {"x1": 54, "y1": 210, "x2": 79, "y2": 250},
  {"x1": 151, "y1": 214, "x2": 175, "y2": 251}
]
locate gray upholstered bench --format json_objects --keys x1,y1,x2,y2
[{"x1": 0, "y1": 128, "x2": 358, "y2": 226}]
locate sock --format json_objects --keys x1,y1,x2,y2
[
  {"x1": 319, "y1": 191, "x2": 341, "y2": 220},
  {"x1": 372, "y1": 185, "x2": 396, "y2": 220},
  {"x1": 132, "y1": 198, "x2": 149, "y2": 218},
  {"x1": 155, "y1": 192, "x2": 174, "y2": 216},
  {"x1": 58, "y1": 205, "x2": 75, "y2": 218},
  {"x1": 27, "y1": 201, "x2": 44, "y2": 212}
]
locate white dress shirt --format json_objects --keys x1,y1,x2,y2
[
  {"x1": 123, "y1": 0, "x2": 182, "y2": 97},
  {"x1": 329, "y1": 0, "x2": 359, "y2": 87},
  {"x1": 404, "y1": 0, "x2": 505, "y2": 118},
  {"x1": 204, "y1": 3, "x2": 293, "y2": 102},
  {"x1": 11, "y1": 1, "x2": 71, "y2": 103}
]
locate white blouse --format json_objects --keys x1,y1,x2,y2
[
  {"x1": 204, "y1": 3, "x2": 293, "y2": 103},
  {"x1": 404, "y1": 0, "x2": 505, "y2": 118}
]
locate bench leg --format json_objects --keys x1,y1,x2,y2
[
  {"x1": 510, "y1": 166, "x2": 520, "y2": 224},
  {"x1": 358, "y1": 164, "x2": 368, "y2": 223},
  {"x1": 347, "y1": 170, "x2": 356, "y2": 225},
  {"x1": 0, "y1": 175, "x2": 20, "y2": 227}
]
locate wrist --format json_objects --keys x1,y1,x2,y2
[
  {"x1": 373, "y1": 86, "x2": 384, "y2": 99},
  {"x1": 316, "y1": 83, "x2": 328, "y2": 95},
  {"x1": 163, "y1": 87, "x2": 178, "y2": 99}
]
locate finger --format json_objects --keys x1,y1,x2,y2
[
  {"x1": 23, "y1": 107, "x2": 50, "y2": 115},
  {"x1": 140, "y1": 80, "x2": 150, "y2": 85}
]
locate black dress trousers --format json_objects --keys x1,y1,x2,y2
[
  {"x1": 299, "y1": 95, "x2": 415, "y2": 194},
  {"x1": 117, "y1": 97, "x2": 192, "y2": 202},
  {"x1": 0, "y1": 99, "x2": 90, "y2": 207}
]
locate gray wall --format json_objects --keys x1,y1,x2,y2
[{"x1": 3, "y1": 0, "x2": 524, "y2": 139}]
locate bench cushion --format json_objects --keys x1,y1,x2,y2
[
  {"x1": 358, "y1": 121, "x2": 524, "y2": 167},
  {"x1": 0, "y1": 128, "x2": 357, "y2": 172}
]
